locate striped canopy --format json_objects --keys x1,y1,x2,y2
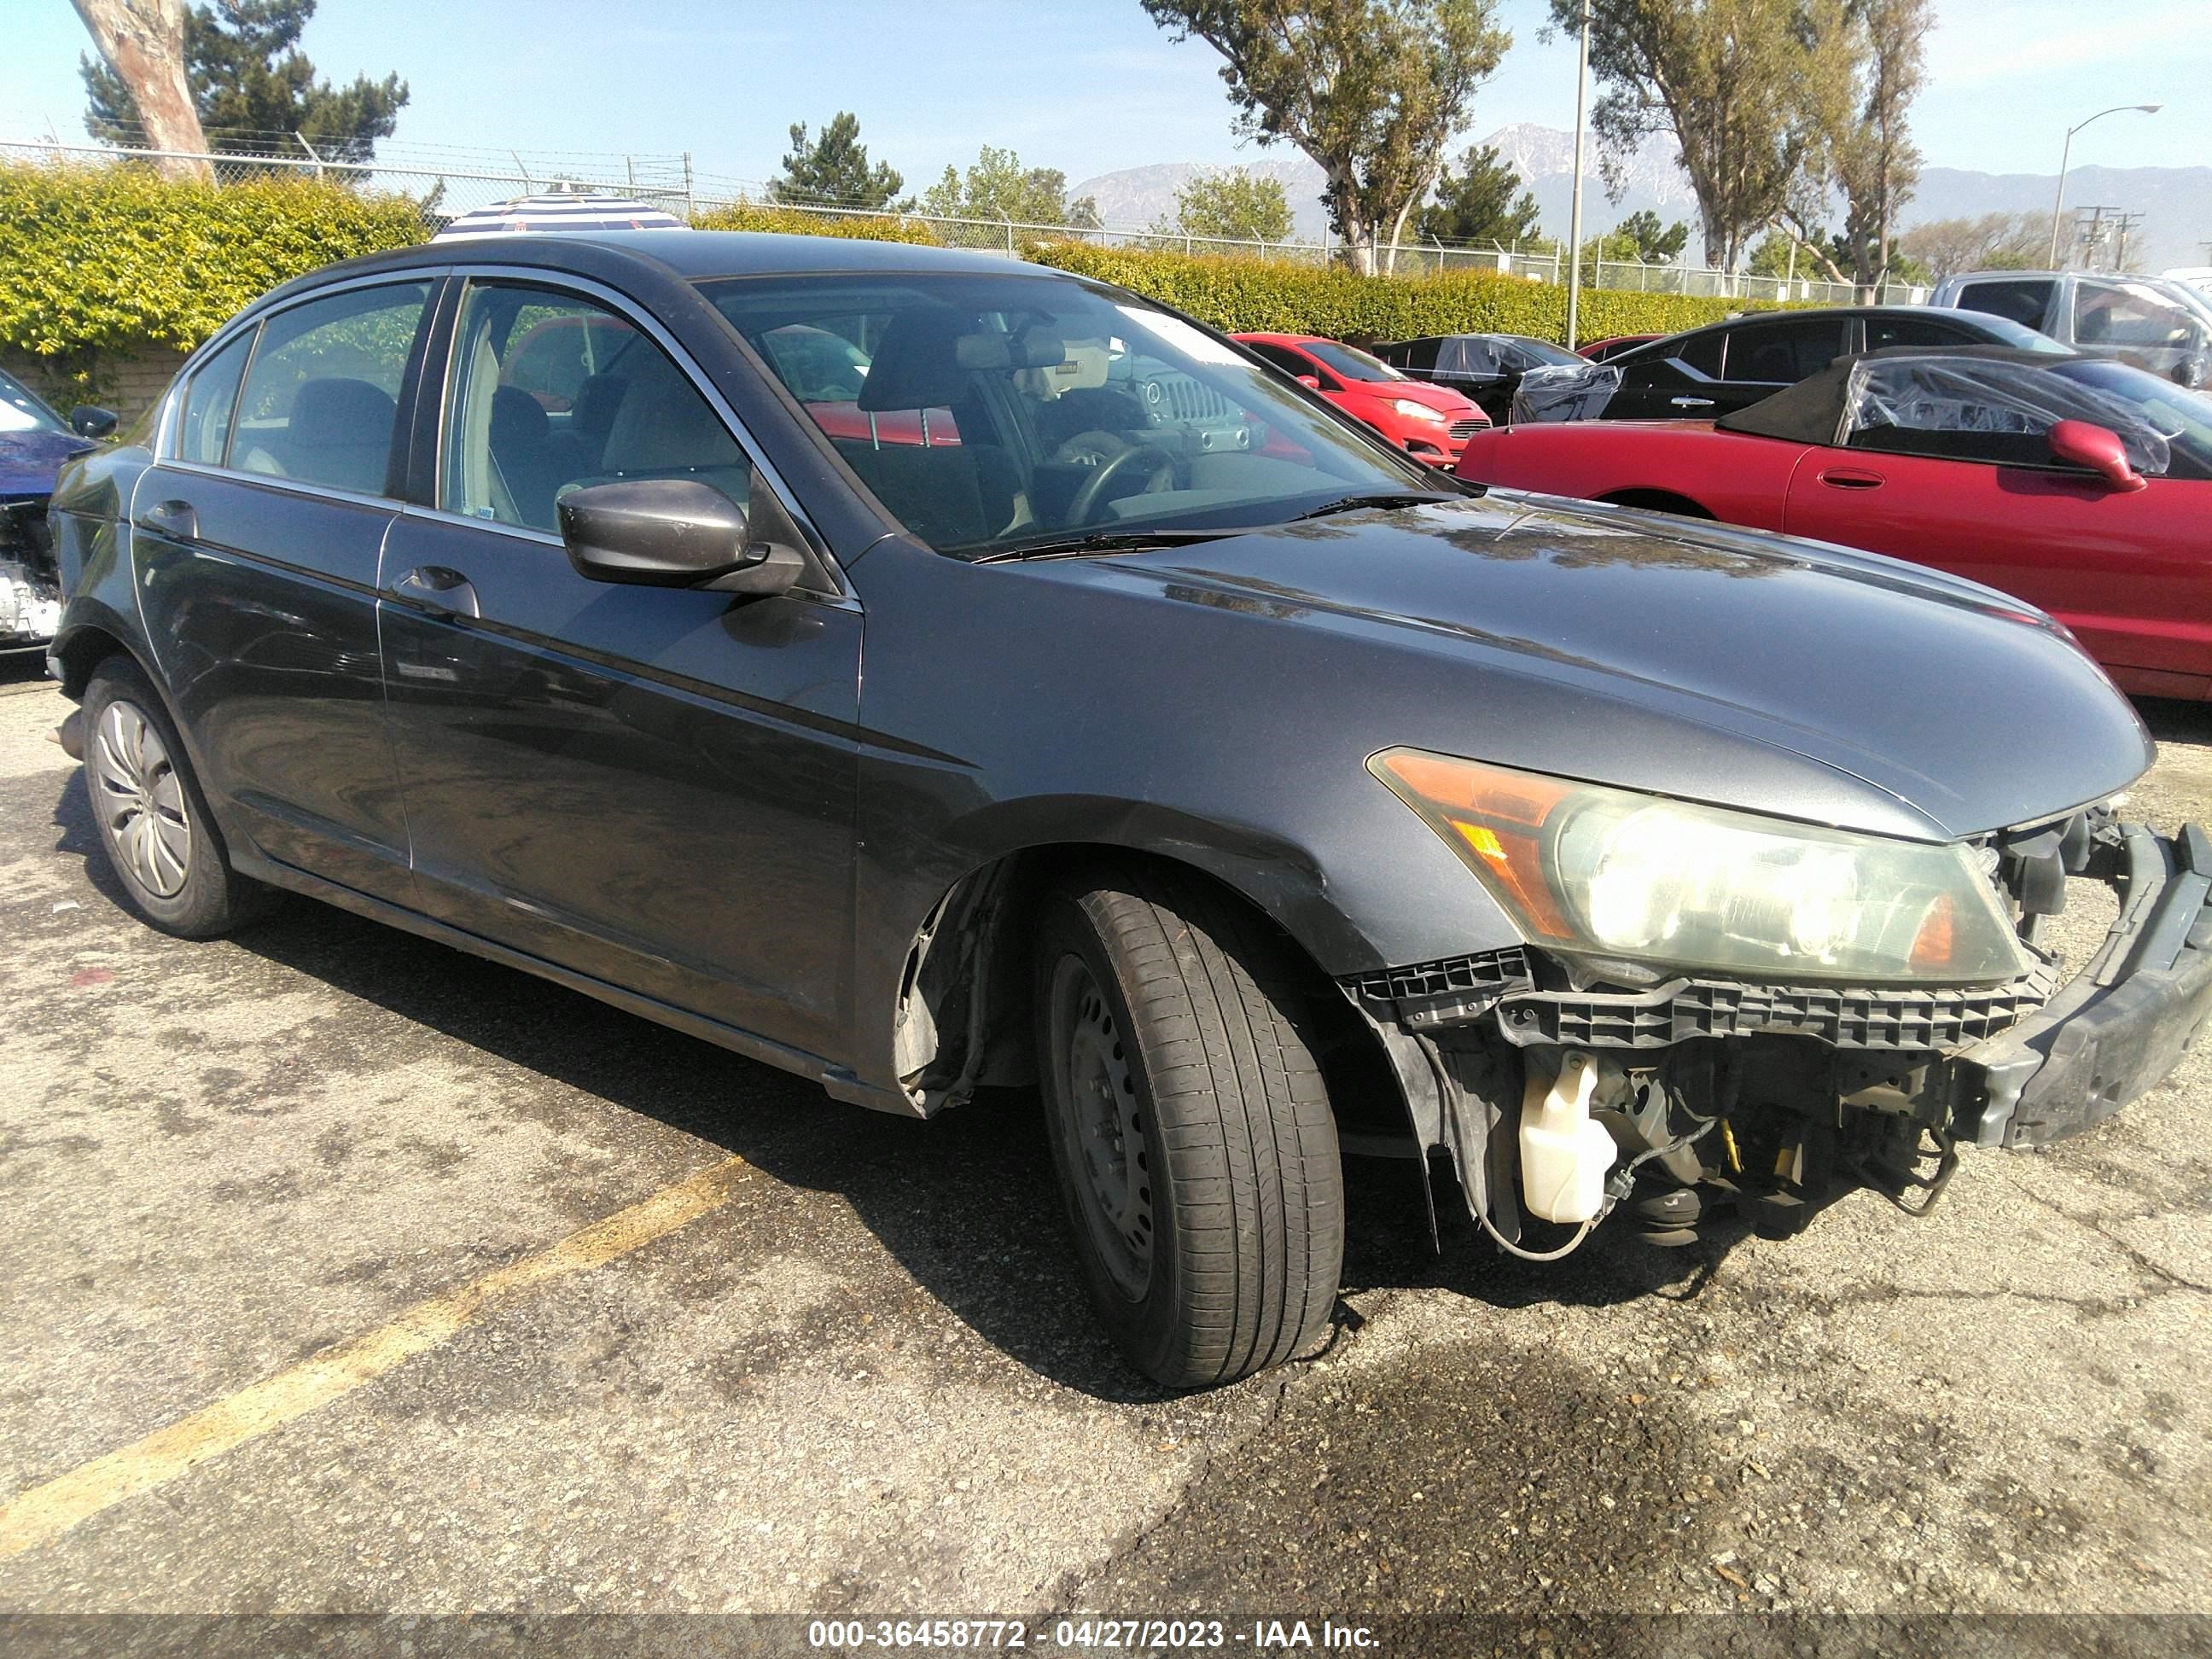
[{"x1": 432, "y1": 193, "x2": 687, "y2": 241}]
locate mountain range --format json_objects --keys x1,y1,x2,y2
[{"x1": 1073, "y1": 125, "x2": 2212, "y2": 271}]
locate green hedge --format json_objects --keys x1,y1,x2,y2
[
  {"x1": 1024, "y1": 242, "x2": 1785, "y2": 346},
  {"x1": 691, "y1": 201, "x2": 940, "y2": 243},
  {"x1": 1, "y1": 162, "x2": 1773, "y2": 386},
  {"x1": 0, "y1": 163, "x2": 429, "y2": 370}
]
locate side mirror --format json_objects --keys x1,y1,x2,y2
[
  {"x1": 1295, "y1": 374, "x2": 1322, "y2": 391},
  {"x1": 69, "y1": 405, "x2": 118, "y2": 439},
  {"x1": 2046, "y1": 418, "x2": 2147, "y2": 493},
  {"x1": 557, "y1": 475, "x2": 808, "y2": 597}
]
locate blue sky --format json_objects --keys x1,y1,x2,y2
[{"x1": 3, "y1": 0, "x2": 2206, "y2": 192}]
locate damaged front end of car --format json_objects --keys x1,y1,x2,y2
[
  {"x1": 1342, "y1": 749, "x2": 2212, "y2": 1257},
  {"x1": 0, "y1": 496, "x2": 65, "y2": 653}
]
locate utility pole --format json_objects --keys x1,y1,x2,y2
[
  {"x1": 2111, "y1": 211, "x2": 2145, "y2": 272},
  {"x1": 2074, "y1": 205, "x2": 2109, "y2": 270},
  {"x1": 1564, "y1": 0, "x2": 1591, "y2": 349}
]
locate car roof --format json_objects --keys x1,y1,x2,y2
[{"x1": 239, "y1": 230, "x2": 1053, "y2": 321}]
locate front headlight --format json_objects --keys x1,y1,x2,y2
[
  {"x1": 1371, "y1": 748, "x2": 2029, "y2": 984},
  {"x1": 1388, "y1": 399, "x2": 1449, "y2": 422}
]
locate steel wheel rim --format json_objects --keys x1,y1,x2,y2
[
  {"x1": 93, "y1": 700, "x2": 191, "y2": 899},
  {"x1": 1049, "y1": 953, "x2": 1153, "y2": 1300}
]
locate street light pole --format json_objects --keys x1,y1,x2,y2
[
  {"x1": 2048, "y1": 103, "x2": 2162, "y2": 268},
  {"x1": 1564, "y1": 0, "x2": 1591, "y2": 350}
]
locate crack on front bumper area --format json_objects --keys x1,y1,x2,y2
[{"x1": 1341, "y1": 816, "x2": 2212, "y2": 1255}]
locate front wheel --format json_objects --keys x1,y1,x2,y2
[{"x1": 1034, "y1": 864, "x2": 1343, "y2": 1387}]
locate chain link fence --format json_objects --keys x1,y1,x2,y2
[{"x1": 3, "y1": 137, "x2": 1926, "y2": 305}]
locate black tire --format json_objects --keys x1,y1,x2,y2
[
  {"x1": 1034, "y1": 863, "x2": 1343, "y2": 1387},
  {"x1": 82, "y1": 656, "x2": 265, "y2": 939}
]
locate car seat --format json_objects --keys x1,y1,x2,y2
[{"x1": 240, "y1": 377, "x2": 397, "y2": 492}]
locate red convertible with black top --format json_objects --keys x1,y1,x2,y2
[{"x1": 1458, "y1": 346, "x2": 2212, "y2": 700}]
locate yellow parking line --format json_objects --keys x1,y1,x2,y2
[{"x1": 0, "y1": 1155, "x2": 752, "y2": 1561}]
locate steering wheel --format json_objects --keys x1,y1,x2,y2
[{"x1": 1067, "y1": 440, "x2": 1176, "y2": 526}]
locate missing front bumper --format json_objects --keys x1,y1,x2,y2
[
  {"x1": 1343, "y1": 818, "x2": 2212, "y2": 1249},
  {"x1": 1955, "y1": 823, "x2": 2212, "y2": 1147}
]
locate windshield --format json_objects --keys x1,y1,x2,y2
[
  {"x1": 1842, "y1": 353, "x2": 2212, "y2": 479},
  {"x1": 699, "y1": 271, "x2": 1437, "y2": 556},
  {"x1": 1969, "y1": 315, "x2": 2075, "y2": 354},
  {"x1": 2049, "y1": 359, "x2": 2212, "y2": 475},
  {"x1": 0, "y1": 370, "x2": 67, "y2": 436},
  {"x1": 1509, "y1": 337, "x2": 1588, "y2": 369},
  {"x1": 1300, "y1": 340, "x2": 1404, "y2": 382}
]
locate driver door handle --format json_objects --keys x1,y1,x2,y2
[
  {"x1": 1669, "y1": 396, "x2": 1716, "y2": 410},
  {"x1": 393, "y1": 565, "x2": 480, "y2": 620},
  {"x1": 1817, "y1": 467, "x2": 1886, "y2": 491},
  {"x1": 138, "y1": 498, "x2": 197, "y2": 541}
]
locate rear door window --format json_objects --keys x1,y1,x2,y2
[
  {"x1": 1952, "y1": 278, "x2": 2054, "y2": 329},
  {"x1": 1865, "y1": 315, "x2": 1983, "y2": 352},
  {"x1": 231, "y1": 282, "x2": 432, "y2": 495},
  {"x1": 178, "y1": 329, "x2": 255, "y2": 466},
  {"x1": 1674, "y1": 330, "x2": 1724, "y2": 380},
  {"x1": 1722, "y1": 317, "x2": 1851, "y2": 385}
]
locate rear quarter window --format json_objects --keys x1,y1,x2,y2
[{"x1": 1953, "y1": 279, "x2": 2055, "y2": 329}]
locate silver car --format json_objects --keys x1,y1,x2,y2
[{"x1": 1933, "y1": 270, "x2": 2210, "y2": 387}]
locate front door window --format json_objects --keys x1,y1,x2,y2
[{"x1": 441, "y1": 282, "x2": 748, "y2": 534}]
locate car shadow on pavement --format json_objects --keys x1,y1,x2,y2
[{"x1": 46, "y1": 765, "x2": 1738, "y2": 1400}]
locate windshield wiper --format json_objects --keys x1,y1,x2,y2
[
  {"x1": 968, "y1": 528, "x2": 1240, "y2": 563},
  {"x1": 1285, "y1": 490, "x2": 1460, "y2": 522}
]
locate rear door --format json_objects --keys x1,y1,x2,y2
[
  {"x1": 130, "y1": 275, "x2": 437, "y2": 900},
  {"x1": 375, "y1": 273, "x2": 862, "y2": 1059},
  {"x1": 1604, "y1": 327, "x2": 1726, "y2": 420},
  {"x1": 1702, "y1": 316, "x2": 1854, "y2": 416}
]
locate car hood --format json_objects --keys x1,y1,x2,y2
[
  {"x1": 1097, "y1": 492, "x2": 2151, "y2": 841},
  {"x1": 0, "y1": 429, "x2": 96, "y2": 498}
]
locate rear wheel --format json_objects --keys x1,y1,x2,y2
[
  {"x1": 83, "y1": 658, "x2": 265, "y2": 938},
  {"x1": 1034, "y1": 864, "x2": 1343, "y2": 1387}
]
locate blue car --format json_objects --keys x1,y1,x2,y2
[{"x1": 2, "y1": 369, "x2": 109, "y2": 653}]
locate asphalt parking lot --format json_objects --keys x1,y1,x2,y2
[{"x1": 3, "y1": 655, "x2": 2210, "y2": 1643}]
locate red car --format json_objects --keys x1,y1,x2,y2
[
  {"x1": 1579, "y1": 332, "x2": 1663, "y2": 362},
  {"x1": 1455, "y1": 346, "x2": 2212, "y2": 699},
  {"x1": 1232, "y1": 332, "x2": 1487, "y2": 466}
]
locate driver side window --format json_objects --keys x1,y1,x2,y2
[{"x1": 442, "y1": 282, "x2": 747, "y2": 534}]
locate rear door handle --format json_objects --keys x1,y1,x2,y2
[
  {"x1": 393, "y1": 565, "x2": 480, "y2": 620},
  {"x1": 1669, "y1": 396, "x2": 1716, "y2": 410},
  {"x1": 1817, "y1": 468, "x2": 1886, "y2": 491},
  {"x1": 138, "y1": 498, "x2": 197, "y2": 541}
]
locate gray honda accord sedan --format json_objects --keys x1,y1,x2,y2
[{"x1": 44, "y1": 231, "x2": 2210, "y2": 1386}]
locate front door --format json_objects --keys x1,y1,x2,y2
[
  {"x1": 131, "y1": 278, "x2": 435, "y2": 899},
  {"x1": 1783, "y1": 393, "x2": 2212, "y2": 698},
  {"x1": 375, "y1": 277, "x2": 861, "y2": 1058}
]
